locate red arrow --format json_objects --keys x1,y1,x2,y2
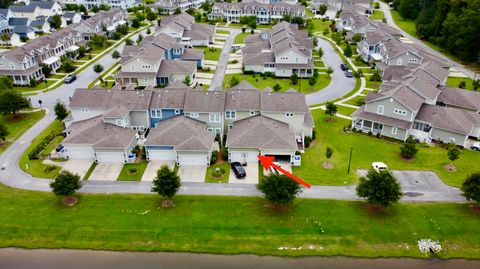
[{"x1": 257, "y1": 156, "x2": 311, "y2": 188}]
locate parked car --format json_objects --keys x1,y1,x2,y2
[
  {"x1": 372, "y1": 162, "x2": 389, "y2": 173},
  {"x1": 471, "y1": 142, "x2": 480, "y2": 151},
  {"x1": 269, "y1": 161, "x2": 284, "y2": 175},
  {"x1": 340, "y1": 63, "x2": 348, "y2": 71},
  {"x1": 55, "y1": 144, "x2": 64, "y2": 152},
  {"x1": 231, "y1": 162, "x2": 246, "y2": 178},
  {"x1": 235, "y1": 49, "x2": 242, "y2": 55},
  {"x1": 345, "y1": 70, "x2": 353, "y2": 77},
  {"x1": 64, "y1": 73, "x2": 76, "y2": 84}
]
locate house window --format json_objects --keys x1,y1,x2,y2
[
  {"x1": 115, "y1": 119, "x2": 123, "y2": 126},
  {"x1": 225, "y1": 110, "x2": 236, "y2": 119},
  {"x1": 215, "y1": 128, "x2": 222, "y2": 134},
  {"x1": 144, "y1": 78, "x2": 148, "y2": 83},
  {"x1": 392, "y1": 127, "x2": 397, "y2": 135},
  {"x1": 10, "y1": 63, "x2": 14, "y2": 69},
  {"x1": 142, "y1": 65, "x2": 151, "y2": 69},
  {"x1": 377, "y1": 105, "x2": 384, "y2": 115},
  {"x1": 130, "y1": 65, "x2": 134, "y2": 71},
  {"x1": 209, "y1": 113, "x2": 221, "y2": 122},
  {"x1": 408, "y1": 58, "x2": 418, "y2": 63},
  {"x1": 394, "y1": 108, "x2": 407, "y2": 115},
  {"x1": 250, "y1": 110, "x2": 256, "y2": 115},
  {"x1": 174, "y1": 109, "x2": 180, "y2": 115},
  {"x1": 207, "y1": 127, "x2": 213, "y2": 132},
  {"x1": 81, "y1": 108, "x2": 89, "y2": 112},
  {"x1": 132, "y1": 126, "x2": 137, "y2": 130},
  {"x1": 189, "y1": 112, "x2": 199, "y2": 118},
  {"x1": 139, "y1": 126, "x2": 145, "y2": 131},
  {"x1": 396, "y1": 58, "x2": 403, "y2": 65},
  {"x1": 285, "y1": 112, "x2": 294, "y2": 117},
  {"x1": 151, "y1": 109, "x2": 162, "y2": 118}
]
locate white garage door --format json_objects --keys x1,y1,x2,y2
[
  {"x1": 230, "y1": 150, "x2": 258, "y2": 163},
  {"x1": 178, "y1": 154, "x2": 207, "y2": 166},
  {"x1": 148, "y1": 149, "x2": 176, "y2": 161},
  {"x1": 65, "y1": 146, "x2": 95, "y2": 159},
  {"x1": 96, "y1": 150, "x2": 125, "y2": 163}
]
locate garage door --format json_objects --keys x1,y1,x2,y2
[
  {"x1": 178, "y1": 154, "x2": 207, "y2": 166},
  {"x1": 95, "y1": 150, "x2": 125, "y2": 163},
  {"x1": 65, "y1": 146, "x2": 95, "y2": 159},
  {"x1": 230, "y1": 150, "x2": 258, "y2": 163},
  {"x1": 148, "y1": 149, "x2": 176, "y2": 161}
]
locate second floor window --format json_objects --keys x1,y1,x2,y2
[
  {"x1": 151, "y1": 109, "x2": 162, "y2": 118},
  {"x1": 377, "y1": 105, "x2": 384, "y2": 115},
  {"x1": 285, "y1": 112, "x2": 294, "y2": 117},
  {"x1": 189, "y1": 112, "x2": 199, "y2": 118},
  {"x1": 394, "y1": 108, "x2": 407, "y2": 115},
  {"x1": 225, "y1": 110, "x2": 236, "y2": 119},
  {"x1": 209, "y1": 113, "x2": 221, "y2": 122}
]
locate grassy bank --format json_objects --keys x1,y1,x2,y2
[
  {"x1": 0, "y1": 184, "x2": 479, "y2": 258},
  {"x1": 0, "y1": 111, "x2": 45, "y2": 154}
]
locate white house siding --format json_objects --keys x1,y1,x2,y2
[
  {"x1": 191, "y1": 39, "x2": 209, "y2": 47},
  {"x1": 430, "y1": 128, "x2": 467, "y2": 147},
  {"x1": 471, "y1": 125, "x2": 480, "y2": 139},
  {"x1": 229, "y1": 149, "x2": 259, "y2": 163},
  {"x1": 260, "y1": 149, "x2": 295, "y2": 163},
  {"x1": 147, "y1": 149, "x2": 177, "y2": 161},
  {"x1": 69, "y1": 108, "x2": 106, "y2": 125},
  {"x1": 123, "y1": 58, "x2": 160, "y2": 74},
  {"x1": 244, "y1": 64, "x2": 264, "y2": 73}
]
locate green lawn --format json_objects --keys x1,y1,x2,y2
[
  {"x1": 49, "y1": 74, "x2": 66, "y2": 79},
  {"x1": 293, "y1": 111, "x2": 480, "y2": 187},
  {"x1": 13, "y1": 80, "x2": 57, "y2": 92},
  {"x1": 342, "y1": 95, "x2": 365, "y2": 107},
  {"x1": 19, "y1": 119, "x2": 64, "y2": 179},
  {"x1": 0, "y1": 184, "x2": 480, "y2": 258},
  {"x1": 216, "y1": 29, "x2": 230, "y2": 34},
  {"x1": 369, "y1": 10, "x2": 384, "y2": 20},
  {"x1": 314, "y1": 60, "x2": 326, "y2": 68},
  {"x1": 205, "y1": 163, "x2": 230, "y2": 183},
  {"x1": 390, "y1": 9, "x2": 417, "y2": 38},
  {"x1": 117, "y1": 161, "x2": 148, "y2": 181},
  {"x1": 233, "y1": 32, "x2": 250, "y2": 44},
  {"x1": 446, "y1": 77, "x2": 476, "y2": 91},
  {"x1": 364, "y1": 75, "x2": 382, "y2": 90},
  {"x1": 336, "y1": 105, "x2": 357, "y2": 116},
  {"x1": 83, "y1": 162, "x2": 97, "y2": 180},
  {"x1": 352, "y1": 59, "x2": 370, "y2": 67},
  {"x1": 310, "y1": 19, "x2": 332, "y2": 33},
  {"x1": 88, "y1": 62, "x2": 120, "y2": 89},
  {"x1": 223, "y1": 74, "x2": 331, "y2": 94},
  {"x1": 203, "y1": 47, "x2": 221, "y2": 61},
  {"x1": 0, "y1": 111, "x2": 45, "y2": 154}
]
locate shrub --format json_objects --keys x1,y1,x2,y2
[
  {"x1": 128, "y1": 168, "x2": 138, "y2": 174},
  {"x1": 210, "y1": 150, "x2": 218, "y2": 165},
  {"x1": 221, "y1": 148, "x2": 228, "y2": 160},
  {"x1": 212, "y1": 167, "x2": 225, "y2": 177},
  {"x1": 325, "y1": 147, "x2": 333, "y2": 159},
  {"x1": 462, "y1": 172, "x2": 480, "y2": 203},
  {"x1": 400, "y1": 136, "x2": 418, "y2": 159},
  {"x1": 28, "y1": 131, "x2": 63, "y2": 160},
  {"x1": 304, "y1": 136, "x2": 312, "y2": 148},
  {"x1": 458, "y1": 81, "x2": 466, "y2": 89},
  {"x1": 356, "y1": 169, "x2": 402, "y2": 207}
]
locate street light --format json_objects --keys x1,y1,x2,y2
[
  {"x1": 347, "y1": 147, "x2": 353, "y2": 174},
  {"x1": 38, "y1": 100, "x2": 43, "y2": 110}
]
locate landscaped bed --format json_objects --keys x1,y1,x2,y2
[
  {"x1": 0, "y1": 183, "x2": 479, "y2": 258},
  {"x1": 293, "y1": 111, "x2": 480, "y2": 187},
  {"x1": 117, "y1": 161, "x2": 148, "y2": 181},
  {"x1": 205, "y1": 163, "x2": 230, "y2": 183}
]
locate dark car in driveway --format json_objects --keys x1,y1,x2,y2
[
  {"x1": 340, "y1": 63, "x2": 348, "y2": 71},
  {"x1": 231, "y1": 162, "x2": 246, "y2": 179},
  {"x1": 64, "y1": 73, "x2": 76, "y2": 84}
]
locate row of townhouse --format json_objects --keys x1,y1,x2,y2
[
  {"x1": 59, "y1": 0, "x2": 140, "y2": 10},
  {"x1": 339, "y1": 10, "x2": 480, "y2": 148},
  {"x1": 208, "y1": 1, "x2": 306, "y2": 24},
  {"x1": 114, "y1": 32, "x2": 203, "y2": 87},
  {"x1": 242, "y1": 21, "x2": 314, "y2": 77},
  {"x1": 157, "y1": 13, "x2": 215, "y2": 47},
  {"x1": 150, "y1": 0, "x2": 206, "y2": 14},
  {"x1": 63, "y1": 81, "x2": 314, "y2": 165},
  {"x1": 0, "y1": 8, "x2": 127, "y2": 85}
]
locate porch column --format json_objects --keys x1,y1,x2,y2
[{"x1": 360, "y1": 119, "x2": 364, "y2": 130}]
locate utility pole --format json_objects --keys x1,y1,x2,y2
[{"x1": 347, "y1": 147, "x2": 353, "y2": 174}]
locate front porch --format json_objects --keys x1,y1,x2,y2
[{"x1": 352, "y1": 118, "x2": 384, "y2": 134}]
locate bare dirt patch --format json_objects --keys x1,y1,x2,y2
[
  {"x1": 62, "y1": 196, "x2": 78, "y2": 206},
  {"x1": 444, "y1": 164, "x2": 457, "y2": 172},
  {"x1": 323, "y1": 162, "x2": 334, "y2": 169}
]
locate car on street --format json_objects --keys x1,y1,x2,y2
[
  {"x1": 345, "y1": 70, "x2": 353, "y2": 77},
  {"x1": 372, "y1": 162, "x2": 389, "y2": 173},
  {"x1": 231, "y1": 162, "x2": 246, "y2": 178},
  {"x1": 340, "y1": 63, "x2": 348, "y2": 71},
  {"x1": 471, "y1": 142, "x2": 480, "y2": 151},
  {"x1": 64, "y1": 73, "x2": 76, "y2": 84},
  {"x1": 269, "y1": 161, "x2": 284, "y2": 175}
]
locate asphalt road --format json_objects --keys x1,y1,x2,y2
[{"x1": 209, "y1": 27, "x2": 242, "y2": 91}]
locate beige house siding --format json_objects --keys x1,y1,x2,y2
[
  {"x1": 261, "y1": 111, "x2": 306, "y2": 136},
  {"x1": 382, "y1": 125, "x2": 408, "y2": 141},
  {"x1": 70, "y1": 108, "x2": 106, "y2": 124},
  {"x1": 275, "y1": 49, "x2": 308, "y2": 64}
]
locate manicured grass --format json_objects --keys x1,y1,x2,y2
[
  {"x1": 342, "y1": 95, "x2": 365, "y2": 106},
  {"x1": 223, "y1": 74, "x2": 331, "y2": 94},
  {"x1": 216, "y1": 29, "x2": 230, "y2": 34},
  {"x1": 0, "y1": 111, "x2": 45, "y2": 154},
  {"x1": 87, "y1": 62, "x2": 120, "y2": 89},
  {"x1": 364, "y1": 75, "x2": 382, "y2": 90},
  {"x1": 446, "y1": 77, "x2": 476, "y2": 91},
  {"x1": 233, "y1": 32, "x2": 250, "y2": 44},
  {"x1": 369, "y1": 10, "x2": 384, "y2": 20},
  {"x1": 205, "y1": 163, "x2": 230, "y2": 183},
  {"x1": 117, "y1": 161, "x2": 148, "y2": 181},
  {"x1": 202, "y1": 47, "x2": 221, "y2": 61},
  {"x1": 336, "y1": 105, "x2": 357, "y2": 116},
  {"x1": 0, "y1": 184, "x2": 480, "y2": 258},
  {"x1": 314, "y1": 60, "x2": 325, "y2": 68},
  {"x1": 310, "y1": 19, "x2": 332, "y2": 33},
  {"x1": 49, "y1": 74, "x2": 66, "y2": 79},
  {"x1": 83, "y1": 162, "x2": 97, "y2": 180},
  {"x1": 19, "y1": 119, "x2": 64, "y2": 179},
  {"x1": 390, "y1": 9, "x2": 417, "y2": 38},
  {"x1": 293, "y1": 111, "x2": 480, "y2": 187},
  {"x1": 352, "y1": 59, "x2": 370, "y2": 67},
  {"x1": 13, "y1": 80, "x2": 56, "y2": 92}
]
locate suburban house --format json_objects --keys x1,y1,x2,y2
[
  {"x1": 59, "y1": 0, "x2": 139, "y2": 9},
  {"x1": 73, "y1": 8, "x2": 128, "y2": 40},
  {"x1": 65, "y1": 81, "x2": 314, "y2": 165},
  {"x1": 208, "y1": 1, "x2": 306, "y2": 24},
  {"x1": 242, "y1": 21, "x2": 314, "y2": 77},
  {"x1": 157, "y1": 13, "x2": 215, "y2": 47},
  {"x1": 150, "y1": 0, "x2": 207, "y2": 14},
  {"x1": 63, "y1": 12, "x2": 82, "y2": 25},
  {"x1": 115, "y1": 33, "x2": 201, "y2": 87}
]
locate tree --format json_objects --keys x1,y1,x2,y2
[
  {"x1": 356, "y1": 170, "x2": 402, "y2": 207},
  {"x1": 229, "y1": 76, "x2": 240, "y2": 88},
  {"x1": 257, "y1": 174, "x2": 302, "y2": 206},
  {"x1": 0, "y1": 76, "x2": 13, "y2": 90},
  {"x1": 88, "y1": 34, "x2": 107, "y2": 49},
  {"x1": 0, "y1": 122, "x2": 9, "y2": 141},
  {"x1": 313, "y1": 37, "x2": 318, "y2": 47},
  {"x1": 291, "y1": 16, "x2": 304, "y2": 26},
  {"x1": 400, "y1": 136, "x2": 418, "y2": 159},
  {"x1": 1, "y1": 33, "x2": 10, "y2": 42},
  {"x1": 462, "y1": 172, "x2": 480, "y2": 203},
  {"x1": 352, "y1": 33, "x2": 362, "y2": 43},
  {"x1": 283, "y1": 14, "x2": 292, "y2": 23},
  {"x1": 313, "y1": 68, "x2": 319, "y2": 79},
  {"x1": 50, "y1": 170, "x2": 82, "y2": 197},
  {"x1": 317, "y1": 47, "x2": 323, "y2": 58},
  {"x1": 131, "y1": 18, "x2": 141, "y2": 28},
  {"x1": 186, "y1": 7, "x2": 194, "y2": 15},
  {"x1": 111, "y1": 50, "x2": 120, "y2": 59},
  {"x1": 308, "y1": 76, "x2": 316, "y2": 86},
  {"x1": 343, "y1": 44, "x2": 353, "y2": 58},
  {"x1": 54, "y1": 102, "x2": 68, "y2": 120},
  {"x1": 473, "y1": 79, "x2": 480, "y2": 91},
  {"x1": 319, "y1": 4, "x2": 328, "y2": 15},
  {"x1": 91, "y1": 6, "x2": 99, "y2": 13},
  {"x1": 397, "y1": 0, "x2": 421, "y2": 20},
  {"x1": 41, "y1": 65, "x2": 51, "y2": 77},
  {"x1": 0, "y1": 90, "x2": 30, "y2": 116},
  {"x1": 151, "y1": 165, "x2": 181, "y2": 207},
  {"x1": 93, "y1": 64, "x2": 104, "y2": 74},
  {"x1": 290, "y1": 73, "x2": 299, "y2": 85},
  {"x1": 183, "y1": 75, "x2": 192, "y2": 86},
  {"x1": 273, "y1": 83, "x2": 281, "y2": 92},
  {"x1": 326, "y1": 66, "x2": 333, "y2": 74},
  {"x1": 146, "y1": 11, "x2": 157, "y2": 21},
  {"x1": 125, "y1": 38, "x2": 133, "y2": 45},
  {"x1": 174, "y1": 7, "x2": 181, "y2": 14},
  {"x1": 136, "y1": 34, "x2": 143, "y2": 45},
  {"x1": 242, "y1": 27, "x2": 246, "y2": 33},
  {"x1": 49, "y1": 14, "x2": 62, "y2": 29},
  {"x1": 447, "y1": 143, "x2": 460, "y2": 162},
  {"x1": 29, "y1": 78, "x2": 36, "y2": 87},
  {"x1": 325, "y1": 147, "x2": 333, "y2": 159},
  {"x1": 370, "y1": 68, "x2": 382, "y2": 82},
  {"x1": 146, "y1": 28, "x2": 151, "y2": 35},
  {"x1": 78, "y1": 45, "x2": 87, "y2": 57},
  {"x1": 324, "y1": 102, "x2": 337, "y2": 117}
]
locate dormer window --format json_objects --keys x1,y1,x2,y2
[{"x1": 285, "y1": 112, "x2": 294, "y2": 117}]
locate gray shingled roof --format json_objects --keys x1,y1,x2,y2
[
  {"x1": 30, "y1": 1, "x2": 56, "y2": 9},
  {"x1": 181, "y1": 48, "x2": 204, "y2": 60},
  {"x1": 69, "y1": 88, "x2": 153, "y2": 111},
  {"x1": 226, "y1": 115, "x2": 297, "y2": 150},
  {"x1": 157, "y1": 60, "x2": 196, "y2": 77},
  {"x1": 437, "y1": 87, "x2": 480, "y2": 112},
  {"x1": 230, "y1": 80, "x2": 257, "y2": 90},
  {"x1": 9, "y1": 5, "x2": 37, "y2": 13},
  {"x1": 184, "y1": 90, "x2": 225, "y2": 112},
  {"x1": 416, "y1": 104, "x2": 480, "y2": 135},
  {"x1": 8, "y1": 17, "x2": 28, "y2": 26},
  {"x1": 374, "y1": 85, "x2": 425, "y2": 112},
  {"x1": 146, "y1": 116, "x2": 215, "y2": 151},
  {"x1": 260, "y1": 91, "x2": 309, "y2": 113},
  {"x1": 150, "y1": 88, "x2": 187, "y2": 109},
  {"x1": 225, "y1": 89, "x2": 260, "y2": 110}
]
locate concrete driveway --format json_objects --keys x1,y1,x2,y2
[
  {"x1": 89, "y1": 163, "x2": 123, "y2": 181},
  {"x1": 229, "y1": 162, "x2": 259, "y2": 184},
  {"x1": 263, "y1": 160, "x2": 291, "y2": 177},
  {"x1": 141, "y1": 161, "x2": 175, "y2": 181},
  {"x1": 61, "y1": 159, "x2": 94, "y2": 179},
  {"x1": 177, "y1": 165, "x2": 207, "y2": 183}
]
